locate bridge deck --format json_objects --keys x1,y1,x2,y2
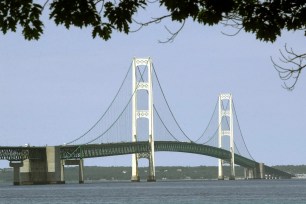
[
  {"x1": 59, "y1": 141, "x2": 293, "y2": 178},
  {"x1": 0, "y1": 141, "x2": 293, "y2": 178}
]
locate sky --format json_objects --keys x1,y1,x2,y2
[{"x1": 0, "y1": 10, "x2": 305, "y2": 169}]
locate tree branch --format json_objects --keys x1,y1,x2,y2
[
  {"x1": 130, "y1": 14, "x2": 172, "y2": 33},
  {"x1": 158, "y1": 20, "x2": 186, "y2": 43},
  {"x1": 220, "y1": 14, "x2": 244, "y2": 37},
  {"x1": 42, "y1": 0, "x2": 50, "y2": 11},
  {"x1": 272, "y1": 44, "x2": 306, "y2": 90}
]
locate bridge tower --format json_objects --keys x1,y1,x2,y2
[
  {"x1": 131, "y1": 57, "x2": 156, "y2": 182},
  {"x1": 218, "y1": 93, "x2": 235, "y2": 180}
]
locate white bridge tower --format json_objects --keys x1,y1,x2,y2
[
  {"x1": 131, "y1": 57, "x2": 156, "y2": 182},
  {"x1": 218, "y1": 93, "x2": 235, "y2": 180}
]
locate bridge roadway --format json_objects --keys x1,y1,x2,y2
[{"x1": 0, "y1": 141, "x2": 293, "y2": 180}]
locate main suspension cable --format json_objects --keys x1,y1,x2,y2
[
  {"x1": 66, "y1": 63, "x2": 133, "y2": 145},
  {"x1": 152, "y1": 64, "x2": 193, "y2": 142},
  {"x1": 153, "y1": 105, "x2": 180, "y2": 142},
  {"x1": 85, "y1": 65, "x2": 148, "y2": 144},
  {"x1": 232, "y1": 101, "x2": 255, "y2": 160},
  {"x1": 195, "y1": 99, "x2": 218, "y2": 143},
  {"x1": 135, "y1": 62, "x2": 180, "y2": 142}
]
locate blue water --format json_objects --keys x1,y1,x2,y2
[{"x1": 0, "y1": 179, "x2": 306, "y2": 204}]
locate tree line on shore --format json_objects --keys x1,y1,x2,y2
[{"x1": 0, "y1": 165, "x2": 305, "y2": 183}]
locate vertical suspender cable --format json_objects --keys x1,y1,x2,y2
[
  {"x1": 152, "y1": 64, "x2": 193, "y2": 142},
  {"x1": 66, "y1": 63, "x2": 132, "y2": 145}
]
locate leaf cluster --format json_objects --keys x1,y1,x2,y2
[
  {"x1": 0, "y1": 0, "x2": 304, "y2": 42},
  {"x1": 158, "y1": 0, "x2": 305, "y2": 42},
  {"x1": 238, "y1": 0, "x2": 306, "y2": 42},
  {"x1": 0, "y1": 0, "x2": 43, "y2": 40},
  {"x1": 49, "y1": 0, "x2": 110, "y2": 40}
]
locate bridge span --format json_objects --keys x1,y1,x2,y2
[
  {"x1": 0, "y1": 141, "x2": 293, "y2": 185},
  {"x1": 0, "y1": 58, "x2": 295, "y2": 184}
]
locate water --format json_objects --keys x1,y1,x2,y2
[{"x1": 0, "y1": 179, "x2": 305, "y2": 204}]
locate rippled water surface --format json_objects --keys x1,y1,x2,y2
[{"x1": 0, "y1": 179, "x2": 306, "y2": 204}]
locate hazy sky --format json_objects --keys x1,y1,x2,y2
[{"x1": 0, "y1": 13, "x2": 305, "y2": 168}]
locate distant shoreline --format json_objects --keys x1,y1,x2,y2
[{"x1": 1, "y1": 165, "x2": 305, "y2": 182}]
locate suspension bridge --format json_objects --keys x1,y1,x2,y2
[{"x1": 0, "y1": 58, "x2": 293, "y2": 185}]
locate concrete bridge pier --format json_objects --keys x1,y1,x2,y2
[
  {"x1": 229, "y1": 159, "x2": 235, "y2": 180},
  {"x1": 64, "y1": 159, "x2": 84, "y2": 184},
  {"x1": 9, "y1": 161, "x2": 23, "y2": 185},
  {"x1": 258, "y1": 163, "x2": 265, "y2": 179},
  {"x1": 131, "y1": 154, "x2": 140, "y2": 182},
  {"x1": 60, "y1": 160, "x2": 65, "y2": 183},
  {"x1": 147, "y1": 153, "x2": 156, "y2": 182},
  {"x1": 250, "y1": 168, "x2": 255, "y2": 179},
  {"x1": 244, "y1": 168, "x2": 249, "y2": 179},
  {"x1": 16, "y1": 146, "x2": 84, "y2": 185},
  {"x1": 218, "y1": 160, "x2": 224, "y2": 180},
  {"x1": 244, "y1": 168, "x2": 255, "y2": 179},
  {"x1": 79, "y1": 159, "x2": 84, "y2": 184},
  {"x1": 18, "y1": 146, "x2": 64, "y2": 184},
  {"x1": 254, "y1": 163, "x2": 265, "y2": 179}
]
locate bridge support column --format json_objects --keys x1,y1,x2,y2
[
  {"x1": 64, "y1": 159, "x2": 84, "y2": 184},
  {"x1": 147, "y1": 146, "x2": 156, "y2": 182},
  {"x1": 259, "y1": 163, "x2": 265, "y2": 179},
  {"x1": 218, "y1": 160, "x2": 224, "y2": 180},
  {"x1": 18, "y1": 146, "x2": 64, "y2": 184},
  {"x1": 10, "y1": 161, "x2": 23, "y2": 185},
  {"x1": 244, "y1": 168, "x2": 249, "y2": 179},
  {"x1": 245, "y1": 168, "x2": 254, "y2": 179},
  {"x1": 131, "y1": 154, "x2": 140, "y2": 182},
  {"x1": 244, "y1": 168, "x2": 255, "y2": 179},
  {"x1": 131, "y1": 57, "x2": 155, "y2": 182},
  {"x1": 46, "y1": 146, "x2": 65, "y2": 184},
  {"x1": 249, "y1": 168, "x2": 256, "y2": 179},
  {"x1": 229, "y1": 148, "x2": 235, "y2": 180},
  {"x1": 253, "y1": 163, "x2": 265, "y2": 179},
  {"x1": 60, "y1": 160, "x2": 65, "y2": 184},
  {"x1": 79, "y1": 159, "x2": 84, "y2": 184}
]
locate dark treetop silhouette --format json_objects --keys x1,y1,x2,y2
[{"x1": 0, "y1": 0, "x2": 305, "y2": 89}]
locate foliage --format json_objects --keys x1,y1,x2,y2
[
  {"x1": 0, "y1": 0, "x2": 43, "y2": 40},
  {"x1": 0, "y1": 0, "x2": 305, "y2": 89},
  {"x1": 0, "y1": 0, "x2": 304, "y2": 42}
]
